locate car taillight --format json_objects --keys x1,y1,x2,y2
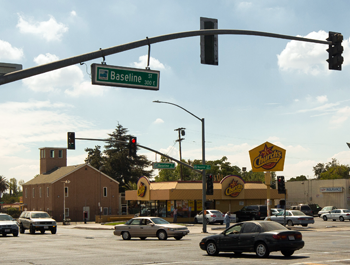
[
  {"x1": 272, "y1": 234, "x2": 288, "y2": 240},
  {"x1": 295, "y1": 234, "x2": 302, "y2": 240},
  {"x1": 211, "y1": 215, "x2": 216, "y2": 217},
  {"x1": 298, "y1": 218, "x2": 306, "y2": 220}
]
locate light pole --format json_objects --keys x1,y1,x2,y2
[
  {"x1": 153, "y1": 100, "x2": 207, "y2": 233},
  {"x1": 62, "y1": 180, "x2": 70, "y2": 223}
]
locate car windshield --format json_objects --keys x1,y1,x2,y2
[
  {"x1": 150, "y1": 218, "x2": 169, "y2": 224},
  {"x1": 291, "y1": 210, "x2": 305, "y2": 216},
  {"x1": 260, "y1": 221, "x2": 288, "y2": 232},
  {"x1": 31, "y1": 212, "x2": 50, "y2": 218},
  {"x1": 0, "y1": 215, "x2": 13, "y2": 221},
  {"x1": 210, "y1": 211, "x2": 222, "y2": 215}
]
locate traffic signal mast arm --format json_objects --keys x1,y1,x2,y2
[
  {"x1": 0, "y1": 29, "x2": 332, "y2": 86},
  {"x1": 72, "y1": 136, "x2": 202, "y2": 174}
]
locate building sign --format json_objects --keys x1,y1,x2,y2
[
  {"x1": 137, "y1": 176, "x2": 150, "y2": 200},
  {"x1": 320, "y1": 187, "x2": 343, "y2": 193},
  {"x1": 249, "y1": 142, "x2": 286, "y2": 172},
  {"x1": 220, "y1": 175, "x2": 245, "y2": 199},
  {"x1": 225, "y1": 179, "x2": 244, "y2": 197}
]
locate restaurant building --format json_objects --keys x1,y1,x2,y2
[{"x1": 125, "y1": 175, "x2": 284, "y2": 221}]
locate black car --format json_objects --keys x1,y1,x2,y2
[
  {"x1": 234, "y1": 205, "x2": 267, "y2": 222},
  {"x1": 199, "y1": 221, "x2": 304, "y2": 258}
]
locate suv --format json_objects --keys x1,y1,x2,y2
[
  {"x1": 290, "y1": 204, "x2": 313, "y2": 216},
  {"x1": 18, "y1": 211, "x2": 57, "y2": 234},
  {"x1": 309, "y1": 204, "x2": 322, "y2": 217},
  {"x1": 0, "y1": 213, "x2": 19, "y2": 237},
  {"x1": 234, "y1": 205, "x2": 267, "y2": 222}
]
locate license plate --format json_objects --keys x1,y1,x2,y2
[
  {"x1": 44, "y1": 226, "x2": 48, "y2": 229},
  {"x1": 289, "y1": 235, "x2": 295, "y2": 240},
  {"x1": 5, "y1": 229, "x2": 10, "y2": 232}
]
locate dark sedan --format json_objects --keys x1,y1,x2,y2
[{"x1": 199, "y1": 221, "x2": 304, "y2": 258}]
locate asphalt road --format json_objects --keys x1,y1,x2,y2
[{"x1": 1, "y1": 218, "x2": 350, "y2": 265}]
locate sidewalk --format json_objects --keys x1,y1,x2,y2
[{"x1": 58, "y1": 222, "x2": 222, "y2": 234}]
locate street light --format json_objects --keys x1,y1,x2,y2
[
  {"x1": 153, "y1": 100, "x2": 208, "y2": 233},
  {"x1": 62, "y1": 180, "x2": 70, "y2": 223}
]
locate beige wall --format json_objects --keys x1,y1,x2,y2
[{"x1": 286, "y1": 179, "x2": 350, "y2": 209}]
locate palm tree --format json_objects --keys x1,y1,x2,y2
[{"x1": 0, "y1": 175, "x2": 9, "y2": 195}]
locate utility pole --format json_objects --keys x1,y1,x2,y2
[{"x1": 174, "y1": 128, "x2": 185, "y2": 181}]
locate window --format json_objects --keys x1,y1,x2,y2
[
  {"x1": 47, "y1": 187, "x2": 49, "y2": 197},
  {"x1": 25, "y1": 188, "x2": 27, "y2": 198},
  {"x1": 65, "y1": 208, "x2": 69, "y2": 217},
  {"x1": 103, "y1": 187, "x2": 107, "y2": 197},
  {"x1": 32, "y1": 188, "x2": 35, "y2": 198},
  {"x1": 41, "y1": 149, "x2": 46, "y2": 158},
  {"x1": 59, "y1": 150, "x2": 63, "y2": 158},
  {"x1": 65, "y1": 187, "x2": 69, "y2": 197},
  {"x1": 50, "y1": 150, "x2": 54, "y2": 158},
  {"x1": 39, "y1": 187, "x2": 42, "y2": 198}
]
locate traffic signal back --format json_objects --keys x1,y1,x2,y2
[
  {"x1": 206, "y1": 174, "x2": 214, "y2": 195},
  {"x1": 327, "y1": 31, "x2": 344, "y2": 70}
]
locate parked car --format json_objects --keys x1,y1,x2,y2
[
  {"x1": 320, "y1": 209, "x2": 350, "y2": 222},
  {"x1": 18, "y1": 211, "x2": 57, "y2": 234},
  {"x1": 234, "y1": 205, "x2": 267, "y2": 222},
  {"x1": 194, "y1": 210, "x2": 224, "y2": 224},
  {"x1": 113, "y1": 217, "x2": 189, "y2": 240},
  {"x1": 318, "y1": 206, "x2": 337, "y2": 217},
  {"x1": 199, "y1": 220, "x2": 304, "y2": 258},
  {"x1": 271, "y1": 208, "x2": 283, "y2": 215},
  {"x1": 0, "y1": 213, "x2": 19, "y2": 237},
  {"x1": 309, "y1": 204, "x2": 322, "y2": 217},
  {"x1": 267, "y1": 210, "x2": 315, "y2": 227},
  {"x1": 290, "y1": 204, "x2": 313, "y2": 216}
]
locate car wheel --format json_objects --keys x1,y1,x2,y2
[
  {"x1": 139, "y1": 237, "x2": 146, "y2": 240},
  {"x1": 30, "y1": 225, "x2": 35, "y2": 234},
  {"x1": 251, "y1": 216, "x2": 256, "y2": 220},
  {"x1": 287, "y1": 220, "x2": 294, "y2": 226},
  {"x1": 255, "y1": 242, "x2": 270, "y2": 258},
  {"x1": 323, "y1": 215, "x2": 328, "y2": 221},
  {"x1": 333, "y1": 219, "x2": 336, "y2": 221},
  {"x1": 174, "y1": 236, "x2": 183, "y2": 240},
  {"x1": 340, "y1": 216, "x2": 345, "y2": 222},
  {"x1": 51, "y1": 227, "x2": 57, "y2": 234},
  {"x1": 219, "y1": 221, "x2": 223, "y2": 225},
  {"x1": 206, "y1": 241, "x2": 219, "y2": 256},
  {"x1": 206, "y1": 218, "x2": 210, "y2": 224},
  {"x1": 13, "y1": 231, "x2": 18, "y2": 237},
  {"x1": 234, "y1": 252, "x2": 242, "y2": 255},
  {"x1": 302, "y1": 224, "x2": 308, "y2": 227},
  {"x1": 194, "y1": 218, "x2": 198, "y2": 224},
  {"x1": 157, "y1": 230, "x2": 167, "y2": 240},
  {"x1": 2, "y1": 233, "x2": 6, "y2": 237},
  {"x1": 122, "y1": 231, "x2": 131, "y2": 240},
  {"x1": 20, "y1": 225, "x2": 25, "y2": 234},
  {"x1": 281, "y1": 250, "x2": 294, "y2": 257},
  {"x1": 41, "y1": 229, "x2": 45, "y2": 234}
]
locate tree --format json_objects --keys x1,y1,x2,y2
[
  {"x1": 313, "y1": 159, "x2": 350, "y2": 180},
  {"x1": 84, "y1": 124, "x2": 153, "y2": 192},
  {"x1": 0, "y1": 175, "x2": 9, "y2": 196},
  {"x1": 289, "y1": 175, "x2": 308, "y2": 182},
  {"x1": 8, "y1": 178, "x2": 18, "y2": 196}
]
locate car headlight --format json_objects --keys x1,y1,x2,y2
[{"x1": 32, "y1": 222, "x2": 39, "y2": 226}]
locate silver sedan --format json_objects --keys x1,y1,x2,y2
[
  {"x1": 113, "y1": 217, "x2": 189, "y2": 240},
  {"x1": 321, "y1": 209, "x2": 350, "y2": 222},
  {"x1": 267, "y1": 210, "x2": 314, "y2": 227}
]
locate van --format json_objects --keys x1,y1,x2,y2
[{"x1": 290, "y1": 204, "x2": 313, "y2": 216}]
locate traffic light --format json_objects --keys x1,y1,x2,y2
[
  {"x1": 128, "y1": 136, "x2": 137, "y2": 157},
  {"x1": 277, "y1": 176, "x2": 286, "y2": 194},
  {"x1": 206, "y1": 174, "x2": 214, "y2": 195},
  {"x1": 200, "y1": 17, "x2": 218, "y2": 65},
  {"x1": 327, "y1": 31, "x2": 344, "y2": 70},
  {"x1": 67, "y1": 132, "x2": 75, "y2": 150}
]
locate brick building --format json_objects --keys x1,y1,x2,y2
[{"x1": 23, "y1": 147, "x2": 119, "y2": 222}]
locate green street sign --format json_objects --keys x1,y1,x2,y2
[
  {"x1": 193, "y1": 164, "x2": 211, "y2": 170},
  {"x1": 91, "y1": 64, "x2": 160, "y2": 90},
  {"x1": 153, "y1": 162, "x2": 175, "y2": 169}
]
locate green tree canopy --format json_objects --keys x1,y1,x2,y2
[
  {"x1": 85, "y1": 123, "x2": 153, "y2": 192},
  {"x1": 288, "y1": 175, "x2": 308, "y2": 182},
  {"x1": 313, "y1": 158, "x2": 350, "y2": 180},
  {"x1": 0, "y1": 175, "x2": 9, "y2": 194}
]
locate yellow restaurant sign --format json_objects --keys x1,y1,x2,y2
[{"x1": 249, "y1": 141, "x2": 286, "y2": 172}]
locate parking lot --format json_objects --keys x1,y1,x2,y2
[{"x1": 1, "y1": 218, "x2": 350, "y2": 265}]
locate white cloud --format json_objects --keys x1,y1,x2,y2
[
  {"x1": 153, "y1": 118, "x2": 164, "y2": 124},
  {"x1": 22, "y1": 53, "x2": 108, "y2": 96},
  {"x1": 317, "y1": 95, "x2": 328, "y2": 104},
  {"x1": 0, "y1": 40, "x2": 24, "y2": 61},
  {"x1": 132, "y1": 55, "x2": 168, "y2": 71},
  {"x1": 277, "y1": 30, "x2": 329, "y2": 75},
  {"x1": 70, "y1": 11, "x2": 77, "y2": 17},
  {"x1": 17, "y1": 14, "x2": 68, "y2": 42}
]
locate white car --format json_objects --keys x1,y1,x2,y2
[
  {"x1": 267, "y1": 210, "x2": 314, "y2": 227},
  {"x1": 321, "y1": 209, "x2": 350, "y2": 222},
  {"x1": 0, "y1": 213, "x2": 19, "y2": 237},
  {"x1": 318, "y1": 206, "x2": 337, "y2": 217},
  {"x1": 194, "y1": 210, "x2": 224, "y2": 224}
]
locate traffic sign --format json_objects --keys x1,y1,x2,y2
[
  {"x1": 193, "y1": 164, "x2": 211, "y2": 170},
  {"x1": 91, "y1": 64, "x2": 160, "y2": 90},
  {"x1": 153, "y1": 162, "x2": 175, "y2": 169}
]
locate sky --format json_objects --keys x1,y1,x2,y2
[{"x1": 1, "y1": 0, "x2": 350, "y2": 184}]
